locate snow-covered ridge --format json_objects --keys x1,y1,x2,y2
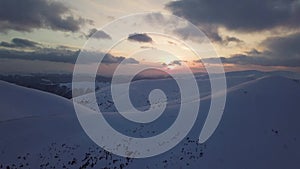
[{"x1": 0, "y1": 80, "x2": 73, "y2": 122}]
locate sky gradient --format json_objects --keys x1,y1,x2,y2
[{"x1": 0, "y1": 0, "x2": 300, "y2": 75}]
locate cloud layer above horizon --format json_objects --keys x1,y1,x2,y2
[
  {"x1": 166, "y1": 0, "x2": 300, "y2": 69},
  {"x1": 0, "y1": 0, "x2": 91, "y2": 32}
]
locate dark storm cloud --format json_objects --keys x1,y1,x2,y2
[
  {"x1": 173, "y1": 26, "x2": 206, "y2": 42},
  {"x1": 223, "y1": 36, "x2": 244, "y2": 45},
  {"x1": 0, "y1": 38, "x2": 40, "y2": 48},
  {"x1": 221, "y1": 54, "x2": 300, "y2": 67},
  {"x1": 175, "y1": 24, "x2": 223, "y2": 42},
  {"x1": 86, "y1": 28, "x2": 112, "y2": 39},
  {"x1": 0, "y1": 47, "x2": 139, "y2": 65},
  {"x1": 166, "y1": 0, "x2": 300, "y2": 67},
  {"x1": 198, "y1": 32, "x2": 300, "y2": 67},
  {"x1": 173, "y1": 25, "x2": 243, "y2": 44},
  {"x1": 120, "y1": 57, "x2": 139, "y2": 64},
  {"x1": 166, "y1": 0, "x2": 300, "y2": 32},
  {"x1": 262, "y1": 32, "x2": 300, "y2": 59},
  {"x1": 162, "y1": 60, "x2": 184, "y2": 66},
  {"x1": 0, "y1": 0, "x2": 91, "y2": 32},
  {"x1": 128, "y1": 33, "x2": 153, "y2": 43},
  {"x1": 0, "y1": 48, "x2": 79, "y2": 63},
  {"x1": 102, "y1": 53, "x2": 139, "y2": 64},
  {"x1": 143, "y1": 12, "x2": 240, "y2": 44},
  {"x1": 169, "y1": 60, "x2": 182, "y2": 66}
]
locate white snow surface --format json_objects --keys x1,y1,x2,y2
[{"x1": 1, "y1": 73, "x2": 300, "y2": 168}]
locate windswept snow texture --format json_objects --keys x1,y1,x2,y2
[{"x1": 1, "y1": 71, "x2": 300, "y2": 168}]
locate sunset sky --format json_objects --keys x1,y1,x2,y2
[{"x1": 1, "y1": 0, "x2": 300, "y2": 75}]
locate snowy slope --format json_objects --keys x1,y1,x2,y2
[
  {"x1": 1, "y1": 74, "x2": 300, "y2": 168},
  {"x1": 74, "y1": 71, "x2": 265, "y2": 112},
  {"x1": 192, "y1": 76, "x2": 300, "y2": 169},
  {"x1": 0, "y1": 81, "x2": 133, "y2": 169}
]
